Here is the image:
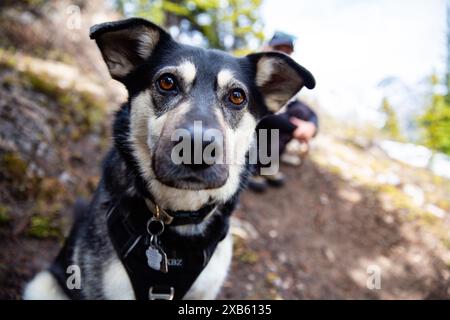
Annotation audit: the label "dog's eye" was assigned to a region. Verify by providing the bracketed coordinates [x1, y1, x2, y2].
[157, 74, 177, 91]
[228, 89, 246, 106]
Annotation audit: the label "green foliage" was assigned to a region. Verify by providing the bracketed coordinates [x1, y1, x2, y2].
[233, 236, 259, 264]
[113, 0, 265, 52]
[21, 69, 106, 138]
[0, 0, 48, 8]
[0, 49, 18, 70]
[419, 92, 450, 155]
[422, 7, 450, 156]
[0, 50, 107, 139]
[27, 215, 62, 239]
[381, 98, 402, 140]
[0, 206, 12, 225]
[0, 152, 28, 182]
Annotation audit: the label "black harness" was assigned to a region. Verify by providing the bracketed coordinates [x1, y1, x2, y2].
[105, 196, 228, 300]
[50, 195, 230, 300]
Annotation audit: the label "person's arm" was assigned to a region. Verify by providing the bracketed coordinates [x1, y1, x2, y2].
[256, 100, 319, 141]
[256, 112, 297, 134]
[289, 117, 317, 141]
[286, 100, 319, 130]
[286, 100, 319, 141]
[306, 111, 319, 131]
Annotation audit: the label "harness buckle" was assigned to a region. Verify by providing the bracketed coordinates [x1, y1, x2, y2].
[148, 286, 175, 300]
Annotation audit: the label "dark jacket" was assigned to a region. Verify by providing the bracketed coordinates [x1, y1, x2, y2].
[257, 99, 319, 135]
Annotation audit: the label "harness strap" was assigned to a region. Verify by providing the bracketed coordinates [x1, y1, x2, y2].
[143, 197, 217, 226]
[50, 230, 83, 300]
[106, 197, 228, 300]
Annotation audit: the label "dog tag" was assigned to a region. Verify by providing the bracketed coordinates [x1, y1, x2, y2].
[146, 243, 168, 273]
[145, 216, 168, 273]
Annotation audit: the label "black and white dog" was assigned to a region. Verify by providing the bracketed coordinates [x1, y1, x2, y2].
[24, 18, 315, 300]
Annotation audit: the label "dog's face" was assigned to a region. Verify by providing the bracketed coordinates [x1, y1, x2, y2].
[91, 18, 315, 210]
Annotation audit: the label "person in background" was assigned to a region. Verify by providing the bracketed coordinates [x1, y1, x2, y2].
[248, 31, 319, 192]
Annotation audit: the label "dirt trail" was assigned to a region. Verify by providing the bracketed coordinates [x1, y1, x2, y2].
[220, 161, 450, 299]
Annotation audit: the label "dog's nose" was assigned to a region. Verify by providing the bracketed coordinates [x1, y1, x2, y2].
[179, 124, 222, 171]
[155, 120, 228, 190]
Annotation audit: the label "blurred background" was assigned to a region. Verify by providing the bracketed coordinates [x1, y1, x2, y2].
[0, 0, 449, 299]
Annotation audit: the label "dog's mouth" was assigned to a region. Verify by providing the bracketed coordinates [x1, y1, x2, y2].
[155, 169, 229, 190]
[152, 155, 229, 190]
[159, 175, 227, 190]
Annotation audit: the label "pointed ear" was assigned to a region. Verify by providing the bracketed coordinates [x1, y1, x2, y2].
[246, 52, 315, 112]
[90, 18, 171, 82]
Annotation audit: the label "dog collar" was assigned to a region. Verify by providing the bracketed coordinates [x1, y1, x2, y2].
[143, 197, 218, 226]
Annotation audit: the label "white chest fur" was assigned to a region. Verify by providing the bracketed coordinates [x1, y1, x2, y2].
[184, 231, 233, 299]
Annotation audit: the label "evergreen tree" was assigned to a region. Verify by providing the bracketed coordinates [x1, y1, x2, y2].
[114, 0, 265, 53]
[381, 97, 402, 140]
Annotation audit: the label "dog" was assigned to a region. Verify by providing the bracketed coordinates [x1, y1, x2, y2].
[23, 18, 315, 300]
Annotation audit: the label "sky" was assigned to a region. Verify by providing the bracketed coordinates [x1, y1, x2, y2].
[261, 0, 447, 122]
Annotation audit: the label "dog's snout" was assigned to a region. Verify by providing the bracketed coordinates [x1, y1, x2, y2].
[154, 119, 228, 190]
[179, 124, 221, 170]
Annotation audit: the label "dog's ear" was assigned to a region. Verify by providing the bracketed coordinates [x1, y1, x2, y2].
[90, 18, 171, 82]
[246, 52, 315, 112]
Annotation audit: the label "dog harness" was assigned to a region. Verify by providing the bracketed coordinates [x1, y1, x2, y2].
[105, 196, 229, 300]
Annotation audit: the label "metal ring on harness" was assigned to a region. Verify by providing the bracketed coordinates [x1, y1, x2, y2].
[148, 286, 174, 300]
[146, 217, 165, 236]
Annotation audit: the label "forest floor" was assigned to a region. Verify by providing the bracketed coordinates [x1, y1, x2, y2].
[219, 132, 450, 299]
[221, 160, 450, 299]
